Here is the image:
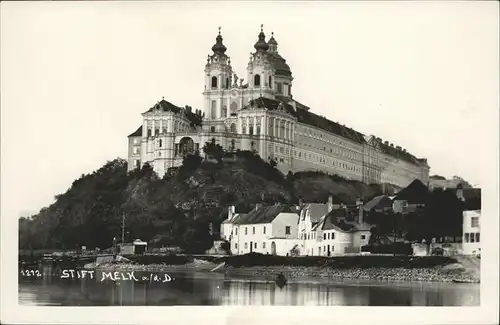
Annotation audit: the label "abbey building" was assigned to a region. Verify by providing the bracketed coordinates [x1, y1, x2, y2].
[127, 26, 430, 189]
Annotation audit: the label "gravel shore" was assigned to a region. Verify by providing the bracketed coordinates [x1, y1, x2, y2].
[85, 259, 479, 283]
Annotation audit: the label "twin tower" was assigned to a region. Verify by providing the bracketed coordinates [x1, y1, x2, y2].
[201, 25, 295, 131]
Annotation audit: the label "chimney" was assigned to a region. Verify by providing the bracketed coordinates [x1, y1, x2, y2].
[327, 195, 333, 212]
[384, 141, 389, 145]
[456, 184, 465, 202]
[396, 146, 401, 150]
[390, 143, 394, 147]
[227, 205, 235, 221]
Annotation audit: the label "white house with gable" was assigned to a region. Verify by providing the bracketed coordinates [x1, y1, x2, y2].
[225, 203, 300, 256]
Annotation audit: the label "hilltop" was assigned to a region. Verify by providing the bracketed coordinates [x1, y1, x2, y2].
[19, 150, 396, 252]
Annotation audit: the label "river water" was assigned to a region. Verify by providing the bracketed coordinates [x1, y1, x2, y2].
[18, 266, 479, 306]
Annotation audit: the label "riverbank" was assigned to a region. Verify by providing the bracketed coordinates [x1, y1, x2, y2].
[83, 254, 480, 283]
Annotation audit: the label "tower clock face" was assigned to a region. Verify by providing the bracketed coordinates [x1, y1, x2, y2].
[213, 57, 219, 63]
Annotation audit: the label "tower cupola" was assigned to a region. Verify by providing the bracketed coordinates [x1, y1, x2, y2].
[267, 32, 278, 52]
[211, 27, 227, 55]
[253, 24, 269, 52]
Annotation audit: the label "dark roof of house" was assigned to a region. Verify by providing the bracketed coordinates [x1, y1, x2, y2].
[143, 99, 203, 127]
[128, 126, 143, 137]
[363, 195, 393, 212]
[394, 179, 429, 204]
[242, 96, 366, 144]
[301, 203, 329, 224]
[313, 207, 371, 232]
[377, 140, 422, 166]
[231, 204, 297, 225]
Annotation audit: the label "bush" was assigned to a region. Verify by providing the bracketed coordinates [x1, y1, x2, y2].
[361, 242, 413, 256]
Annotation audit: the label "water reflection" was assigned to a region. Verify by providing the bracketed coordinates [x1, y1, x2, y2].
[18, 266, 479, 306]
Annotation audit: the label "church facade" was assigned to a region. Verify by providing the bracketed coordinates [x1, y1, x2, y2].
[127, 26, 430, 189]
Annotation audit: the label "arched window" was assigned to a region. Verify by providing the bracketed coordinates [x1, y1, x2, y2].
[210, 126, 216, 133]
[251, 141, 255, 150]
[211, 76, 218, 88]
[275, 124, 279, 137]
[254, 74, 261, 87]
[155, 128, 159, 136]
[280, 122, 285, 138]
[256, 125, 261, 135]
[159, 139, 162, 148]
[242, 125, 246, 134]
[231, 139, 235, 151]
[222, 105, 227, 118]
[163, 127, 167, 134]
[268, 123, 273, 136]
[230, 123, 237, 133]
[225, 77, 229, 89]
[147, 129, 152, 137]
[249, 126, 254, 135]
[174, 122, 178, 132]
[269, 76, 272, 89]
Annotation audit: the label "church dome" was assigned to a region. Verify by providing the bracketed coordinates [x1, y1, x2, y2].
[267, 52, 292, 77]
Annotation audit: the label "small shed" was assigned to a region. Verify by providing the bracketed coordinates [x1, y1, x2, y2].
[119, 239, 147, 256]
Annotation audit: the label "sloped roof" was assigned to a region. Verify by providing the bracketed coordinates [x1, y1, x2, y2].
[241, 96, 366, 144]
[231, 204, 297, 225]
[128, 125, 143, 137]
[394, 179, 429, 204]
[378, 141, 422, 166]
[363, 195, 393, 212]
[303, 203, 329, 223]
[314, 207, 370, 233]
[143, 99, 203, 126]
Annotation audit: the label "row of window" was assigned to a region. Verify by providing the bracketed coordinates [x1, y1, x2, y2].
[297, 137, 362, 161]
[235, 241, 267, 250]
[295, 150, 363, 174]
[464, 232, 480, 243]
[234, 226, 291, 235]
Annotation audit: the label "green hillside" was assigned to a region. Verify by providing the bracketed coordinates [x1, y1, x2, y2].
[19, 150, 395, 252]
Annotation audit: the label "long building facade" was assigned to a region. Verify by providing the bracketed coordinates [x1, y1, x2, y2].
[127, 26, 430, 188]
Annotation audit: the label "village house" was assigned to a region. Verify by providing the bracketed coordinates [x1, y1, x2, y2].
[462, 210, 480, 255]
[392, 179, 428, 214]
[458, 185, 481, 256]
[309, 200, 371, 256]
[223, 204, 300, 256]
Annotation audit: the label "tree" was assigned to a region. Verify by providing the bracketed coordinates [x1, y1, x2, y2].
[202, 139, 224, 163]
[269, 157, 278, 168]
[179, 152, 203, 175]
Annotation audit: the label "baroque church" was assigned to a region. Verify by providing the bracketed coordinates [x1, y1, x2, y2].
[127, 26, 430, 189]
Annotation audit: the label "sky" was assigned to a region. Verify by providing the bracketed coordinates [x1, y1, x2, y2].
[1, 1, 498, 219]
